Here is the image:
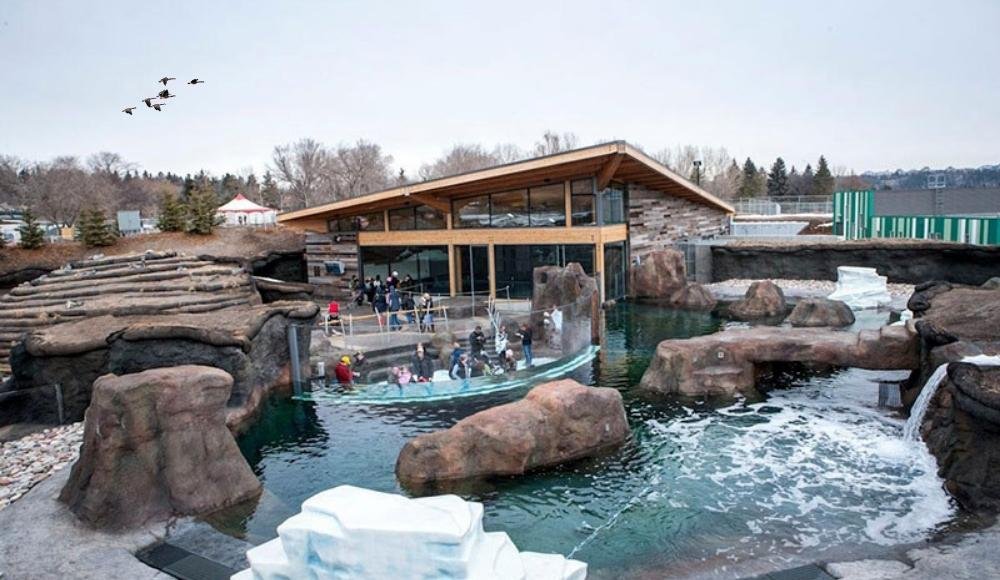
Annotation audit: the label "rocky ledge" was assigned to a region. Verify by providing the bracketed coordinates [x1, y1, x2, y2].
[2, 300, 317, 431]
[396, 379, 629, 486]
[639, 325, 919, 398]
[629, 249, 717, 311]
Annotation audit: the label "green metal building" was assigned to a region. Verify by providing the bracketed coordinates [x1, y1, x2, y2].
[834, 189, 1000, 245]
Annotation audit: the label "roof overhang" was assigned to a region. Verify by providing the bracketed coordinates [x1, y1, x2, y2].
[278, 141, 734, 224]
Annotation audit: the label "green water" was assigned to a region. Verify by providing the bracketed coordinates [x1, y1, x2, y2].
[234, 303, 953, 579]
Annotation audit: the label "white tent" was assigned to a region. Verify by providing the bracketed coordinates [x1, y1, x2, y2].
[217, 194, 278, 226]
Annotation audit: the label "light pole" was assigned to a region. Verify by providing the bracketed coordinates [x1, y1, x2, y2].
[693, 160, 703, 186]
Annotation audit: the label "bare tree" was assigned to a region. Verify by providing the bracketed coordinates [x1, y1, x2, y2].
[24, 156, 112, 226]
[418, 144, 499, 181]
[532, 131, 579, 156]
[87, 151, 136, 177]
[270, 138, 331, 210]
[491, 143, 526, 165]
[329, 140, 394, 199]
[654, 145, 733, 187]
[0, 155, 27, 207]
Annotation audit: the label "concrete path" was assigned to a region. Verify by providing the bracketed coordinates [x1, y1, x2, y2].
[0, 469, 169, 579]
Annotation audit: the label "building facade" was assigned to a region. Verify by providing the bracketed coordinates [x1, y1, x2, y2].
[834, 189, 1000, 245]
[279, 142, 734, 301]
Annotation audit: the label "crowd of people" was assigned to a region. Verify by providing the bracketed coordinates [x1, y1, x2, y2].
[340, 271, 436, 332]
[331, 321, 543, 389]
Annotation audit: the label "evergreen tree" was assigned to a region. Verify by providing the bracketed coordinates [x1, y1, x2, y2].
[738, 158, 764, 198]
[260, 171, 282, 210]
[767, 157, 790, 197]
[181, 176, 196, 201]
[17, 209, 46, 249]
[186, 184, 219, 235]
[814, 156, 835, 197]
[801, 164, 815, 196]
[78, 208, 117, 247]
[157, 193, 188, 232]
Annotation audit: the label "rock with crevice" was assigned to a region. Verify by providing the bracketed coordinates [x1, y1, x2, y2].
[727, 280, 787, 320]
[639, 325, 919, 398]
[396, 379, 629, 486]
[786, 297, 855, 327]
[630, 249, 687, 298]
[59, 366, 261, 529]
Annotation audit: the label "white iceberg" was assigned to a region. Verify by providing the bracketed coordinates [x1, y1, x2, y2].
[231, 485, 587, 580]
[827, 266, 892, 310]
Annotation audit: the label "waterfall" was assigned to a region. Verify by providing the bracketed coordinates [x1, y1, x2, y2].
[904, 355, 1000, 441]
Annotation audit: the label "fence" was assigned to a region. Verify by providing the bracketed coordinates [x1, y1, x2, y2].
[734, 197, 833, 216]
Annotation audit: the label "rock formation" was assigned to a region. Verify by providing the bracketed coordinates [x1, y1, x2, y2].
[59, 366, 261, 529]
[532, 263, 599, 354]
[0, 252, 318, 430]
[231, 485, 586, 580]
[639, 325, 919, 398]
[252, 276, 314, 302]
[786, 297, 855, 327]
[396, 379, 629, 485]
[2, 301, 317, 430]
[726, 280, 786, 320]
[827, 266, 892, 310]
[628, 249, 717, 311]
[922, 364, 1000, 511]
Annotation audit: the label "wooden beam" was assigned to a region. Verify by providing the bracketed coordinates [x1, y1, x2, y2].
[487, 243, 496, 298]
[409, 192, 451, 214]
[595, 153, 625, 190]
[563, 179, 572, 229]
[448, 245, 457, 296]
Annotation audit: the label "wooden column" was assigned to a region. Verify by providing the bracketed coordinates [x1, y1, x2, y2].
[487, 243, 496, 298]
[564, 179, 572, 229]
[448, 245, 457, 297]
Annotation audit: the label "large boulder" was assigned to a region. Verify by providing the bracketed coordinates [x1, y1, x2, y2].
[727, 281, 786, 320]
[786, 297, 855, 327]
[59, 366, 261, 529]
[231, 486, 586, 580]
[639, 325, 919, 398]
[910, 283, 1000, 346]
[630, 249, 687, 298]
[667, 283, 717, 311]
[532, 263, 599, 354]
[396, 379, 629, 485]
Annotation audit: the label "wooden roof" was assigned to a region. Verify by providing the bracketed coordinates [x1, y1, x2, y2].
[278, 141, 735, 223]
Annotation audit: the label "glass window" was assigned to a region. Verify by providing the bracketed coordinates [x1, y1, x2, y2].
[360, 245, 449, 294]
[453, 195, 490, 229]
[490, 189, 529, 228]
[388, 207, 416, 231]
[563, 244, 595, 273]
[600, 183, 626, 225]
[571, 195, 595, 226]
[415, 205, 445, 230]
[571, 178, 594, 195]
[529, 184, 566, 227]
[327, 217, 357, 233]
[357, 212, 385, 231]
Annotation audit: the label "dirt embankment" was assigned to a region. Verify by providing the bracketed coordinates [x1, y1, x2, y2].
[0, 228, 305, 290]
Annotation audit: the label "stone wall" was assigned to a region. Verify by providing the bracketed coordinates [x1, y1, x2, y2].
[628, 185, 730, 259]
[711, 243, 1000, 285]
[305, 233, 359, 300]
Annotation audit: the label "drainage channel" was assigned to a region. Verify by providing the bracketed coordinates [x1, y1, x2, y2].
[137, 542, 238, 580]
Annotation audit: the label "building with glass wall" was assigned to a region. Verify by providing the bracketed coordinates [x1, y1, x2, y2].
[280, 141, 734, 302]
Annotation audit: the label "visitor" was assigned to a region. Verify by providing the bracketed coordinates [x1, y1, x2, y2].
[354, 277, 365, 307]
[410, 345, 434, 382]
[495, 325, 509, 356]
[544, 305, 562, 350]
[352, 351, 367, 379]
[402, 274, 415, 291]
[334, 355, 355, 385]
[451, 353, 471, 381]
[391, 365, 413, 388]
[373, 285, 388, 327]
[469, 325, 486, 355]
[364, 278, 375, 304]
[401, 291, 416, 328]
[386, 271, 399, 291]
[388, 287, 402, 331]
[325, 299, 341, 335]
[421, 292, 435, 332]
[448, 342, 465, 378]
[501, 348, 518, 373]
[517, 323, 533, 368]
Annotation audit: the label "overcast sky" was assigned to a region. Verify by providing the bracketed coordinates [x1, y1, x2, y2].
[1, 0, 998, 177]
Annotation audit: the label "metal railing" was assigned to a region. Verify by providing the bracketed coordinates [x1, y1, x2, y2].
[734, 197, 833, 216]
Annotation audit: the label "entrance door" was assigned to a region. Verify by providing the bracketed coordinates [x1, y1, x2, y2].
[603, 242, 626, 301]
[456, 245, 489, 298]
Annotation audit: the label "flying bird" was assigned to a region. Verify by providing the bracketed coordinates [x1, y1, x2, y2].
[159, 77, 175, 86]
[142, 97, 157, 108]
[152, 102, 166, 111]
[122, 107, 136, 115]
[188, 78, 204, 85]
[157, 89, 175, 99]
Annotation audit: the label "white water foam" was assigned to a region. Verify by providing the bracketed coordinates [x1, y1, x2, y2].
[646, 369, 955, 553]
[903, 355, 1000, 441]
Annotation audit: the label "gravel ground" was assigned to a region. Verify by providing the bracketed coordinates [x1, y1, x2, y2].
[0, 422, 83, 512]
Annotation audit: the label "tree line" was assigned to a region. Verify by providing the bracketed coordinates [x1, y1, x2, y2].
[1, 131, 868, 238]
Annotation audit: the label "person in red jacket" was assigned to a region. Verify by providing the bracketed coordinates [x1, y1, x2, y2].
[334, 355, 355, 385]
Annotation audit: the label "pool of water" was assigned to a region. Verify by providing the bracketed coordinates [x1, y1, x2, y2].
[232, 303, 953, 579]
